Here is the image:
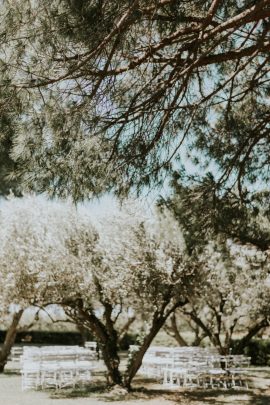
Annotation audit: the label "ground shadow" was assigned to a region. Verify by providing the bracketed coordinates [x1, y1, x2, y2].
[48, 371, 270, 404]
[247, 390, 270, 405]
[50, 384, 270, 404]
[164, 387, 270, 405]
[50, 379, 108, 399]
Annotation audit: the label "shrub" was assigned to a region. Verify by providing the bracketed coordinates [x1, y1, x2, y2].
[119, 333, 138, 351]
[232, 339, 270, 366]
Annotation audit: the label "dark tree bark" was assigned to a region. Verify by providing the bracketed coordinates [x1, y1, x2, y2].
[165, 313, 188, 346]
[100, 332, 123, 386]
[124, 315, 165, 389]
[124, 299, 188, 388]
[76, 307, 123, 386]
[0, 310, 24, 373]
[118, 316, 136, 347]
[76, 323, 89, 346]
[234, 318, 270, 354]
[64, 290, 188, 390]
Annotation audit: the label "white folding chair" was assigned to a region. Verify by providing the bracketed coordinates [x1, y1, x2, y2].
[76, 360, 93, 386]
[21, 362, 40, 391]
[58, 361, 77, 389]
[40, 361, 59, 389]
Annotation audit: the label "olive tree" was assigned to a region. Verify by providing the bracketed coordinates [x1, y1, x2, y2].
[0, 196, 195, 387]
[41, 206, 195, 388]
[170, 239, 270, 354]
[0, 196, 74, 371]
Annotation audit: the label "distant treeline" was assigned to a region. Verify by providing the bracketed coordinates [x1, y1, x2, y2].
[0, 330, 137, 349]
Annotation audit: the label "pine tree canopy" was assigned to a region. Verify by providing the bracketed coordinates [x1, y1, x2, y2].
[0, 85, 22, 196]
[0, 0, 269, 199]
[159, 173, 270, 252]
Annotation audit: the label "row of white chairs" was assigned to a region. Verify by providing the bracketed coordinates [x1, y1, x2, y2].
[162, 355, 251, 389]
[11, 344, 93, 362]
[10, 346, 24, 362]
[163, 365, 248, 389]
[21, 346, 96, 390]
[137, 346, 251, 389]
[21, 360, 93, 390]
[22, 345, 98, 359]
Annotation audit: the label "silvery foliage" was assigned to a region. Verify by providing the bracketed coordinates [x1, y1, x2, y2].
[0, 196, 191, 330]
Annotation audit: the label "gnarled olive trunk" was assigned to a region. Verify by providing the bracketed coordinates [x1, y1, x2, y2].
[73, 305, 123, 386]
[234, 318, 270, 354]
[67, 296, 187, 390]
[166, 313, 188, 346]
[124, 316, 165, 389]
[0, 310, 24, 372]
[100, 333, 123, 386]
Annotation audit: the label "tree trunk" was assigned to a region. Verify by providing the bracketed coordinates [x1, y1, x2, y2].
[0, 310, 24, 372]
[186, 311, 226, 353]
[168, 313, 188, 346]
[124, 299, 188, 389]
[118, 316, 136, 346]
[124, 316, 165, 389]
[100, 333, 123, 386]
[76, 323, 89, 346]
[192, 331, 206, 347]
[234, 318, 269, 354]
[68, 298, 187, 389]
[67, 304, 124, 387]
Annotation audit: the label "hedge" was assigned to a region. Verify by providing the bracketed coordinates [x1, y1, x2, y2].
[0, 330, 87, 345]
[0, 330, 137, 349]
[232, 339, 270, 366]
